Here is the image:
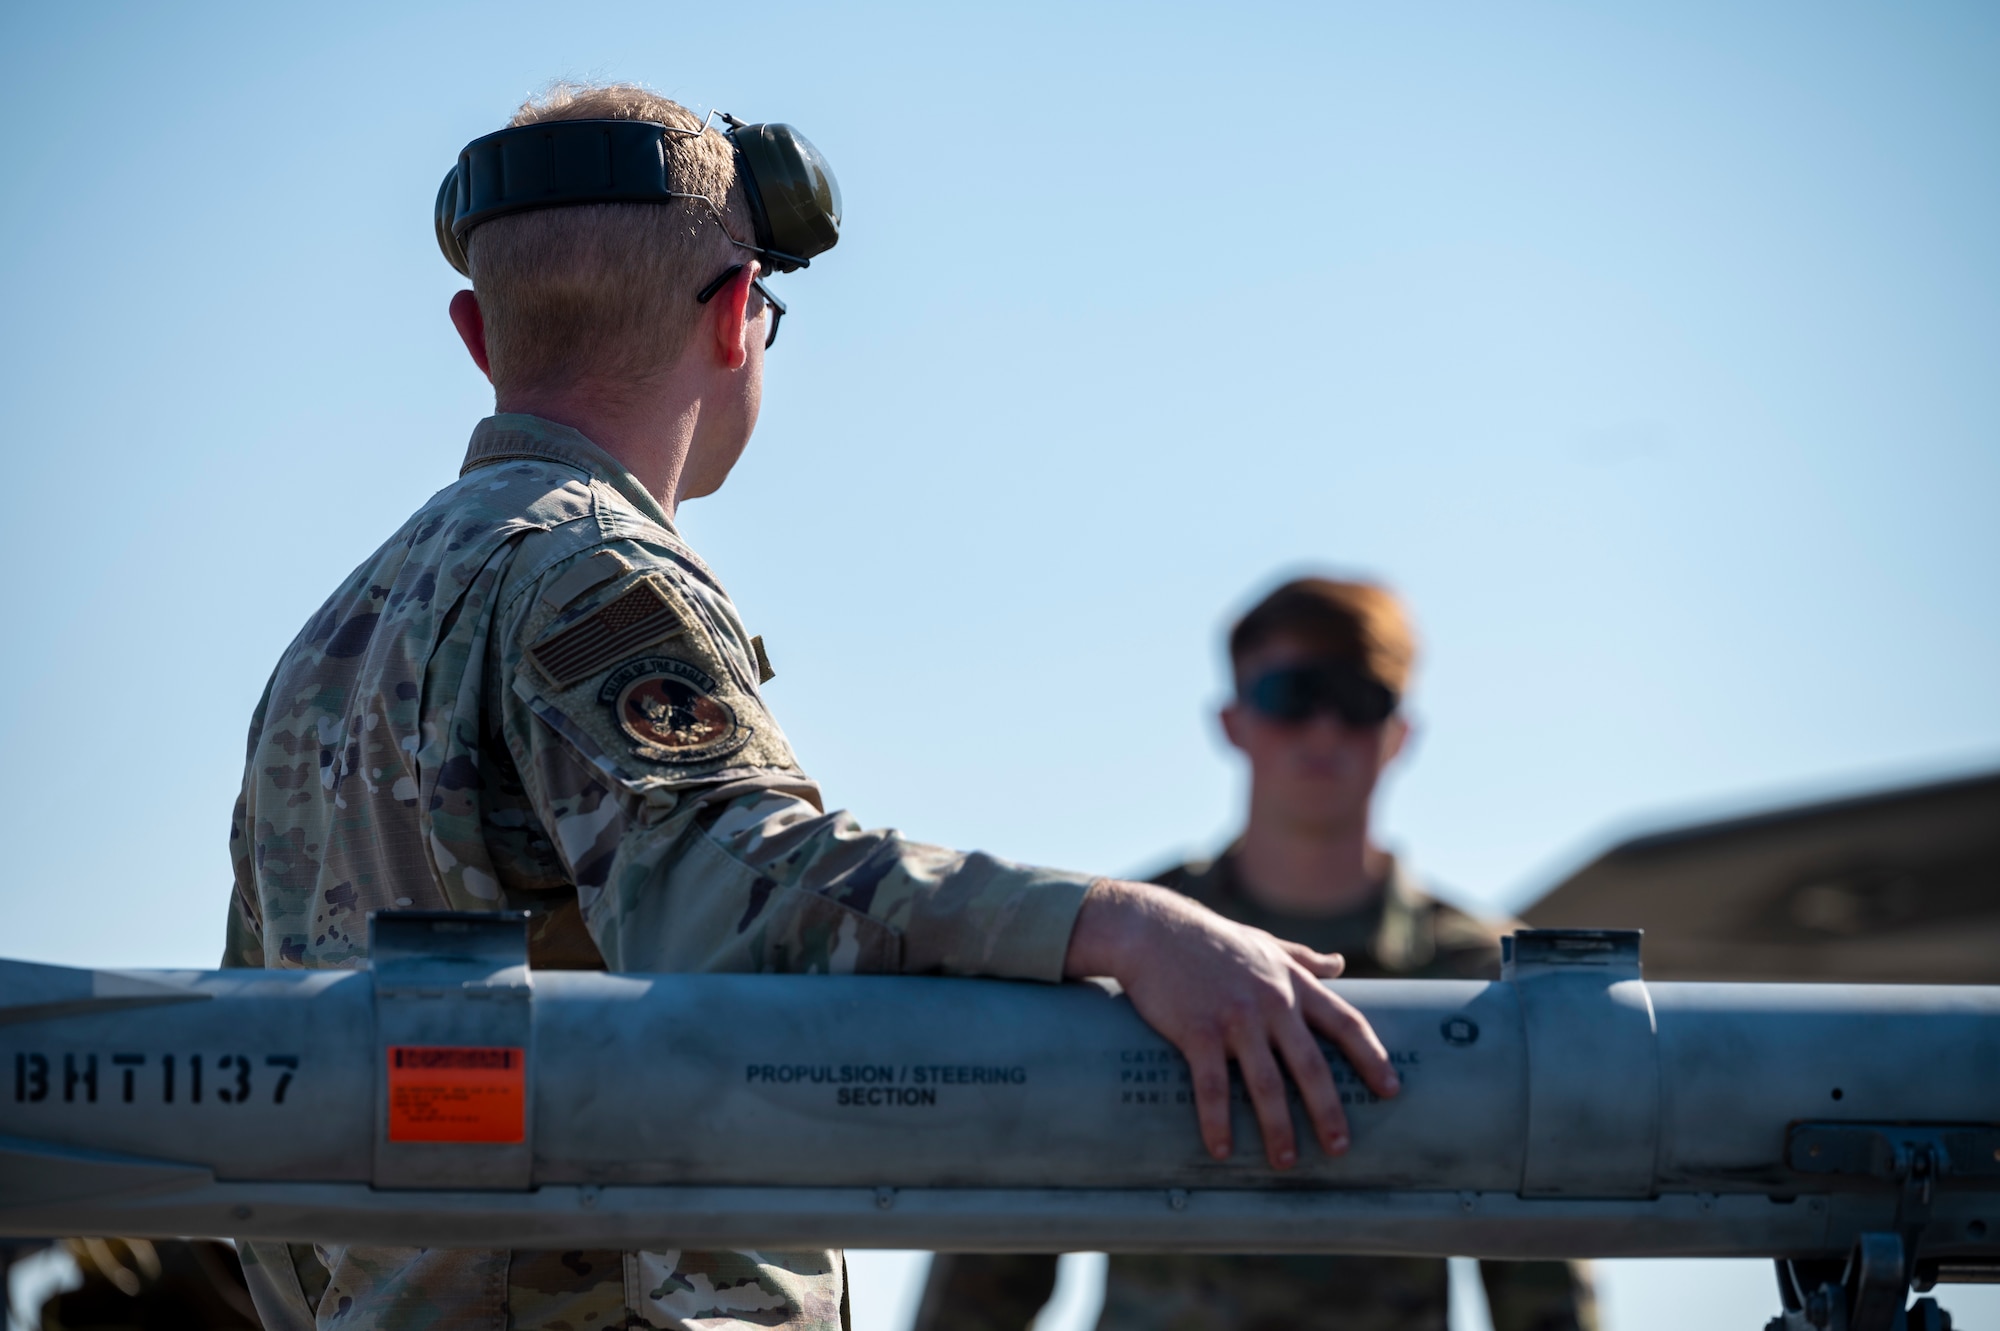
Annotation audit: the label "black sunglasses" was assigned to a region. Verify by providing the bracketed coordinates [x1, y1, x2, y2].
[696, 264, 787, 349]
[1241, 662, 1399, 728]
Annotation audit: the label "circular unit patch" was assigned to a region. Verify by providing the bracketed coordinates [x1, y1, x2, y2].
[599, 656, 751, 765]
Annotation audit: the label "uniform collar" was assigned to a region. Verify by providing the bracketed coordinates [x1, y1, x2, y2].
[461, 413, 679, 533]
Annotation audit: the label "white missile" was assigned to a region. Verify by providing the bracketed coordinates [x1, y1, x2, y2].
[2, 914, 1995, 1325]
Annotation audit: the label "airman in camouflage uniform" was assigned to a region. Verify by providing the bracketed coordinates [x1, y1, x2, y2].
[226, 412, 1097, 1329]
[915, 580, 1595, 1331]
[224, 85, 1401, 1331]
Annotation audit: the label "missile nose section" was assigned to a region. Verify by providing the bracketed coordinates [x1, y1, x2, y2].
[1, 958, 221, 1213]
[0, 956, 212, 1026]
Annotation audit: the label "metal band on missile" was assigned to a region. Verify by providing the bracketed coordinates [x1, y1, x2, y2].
[2, 915, 1996, 1268]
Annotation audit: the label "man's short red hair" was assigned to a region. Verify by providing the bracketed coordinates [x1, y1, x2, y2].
[1228, 577, 1418, 696]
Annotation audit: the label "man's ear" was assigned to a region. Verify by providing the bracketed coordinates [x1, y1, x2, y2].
[707, 265, 756, 370]
[1219, 701, 1250, 753]
[1378, 715, 1413, 772]
[448, 290, 492, 381]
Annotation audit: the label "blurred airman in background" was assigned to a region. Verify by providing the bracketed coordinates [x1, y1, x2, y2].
[916, 577, 1597, 1331]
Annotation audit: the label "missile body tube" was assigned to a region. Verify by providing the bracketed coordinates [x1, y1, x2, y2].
[1, 918, 1996, 1263]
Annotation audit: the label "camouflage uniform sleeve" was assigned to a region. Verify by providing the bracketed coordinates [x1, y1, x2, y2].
[222, 677, 275, 970]
[494, 542, 1094, 978]
[223, 865, 265, 970]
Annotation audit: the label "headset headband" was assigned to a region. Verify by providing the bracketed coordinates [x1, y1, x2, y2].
[434, 114, 840, 276]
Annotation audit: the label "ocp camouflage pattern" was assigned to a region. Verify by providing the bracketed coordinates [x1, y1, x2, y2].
[225, 413, 1094, 1330]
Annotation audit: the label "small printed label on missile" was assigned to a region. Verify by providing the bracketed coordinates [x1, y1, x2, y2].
[1112, 1045, 1419, 1111]
[387, 1046, 525, 1143]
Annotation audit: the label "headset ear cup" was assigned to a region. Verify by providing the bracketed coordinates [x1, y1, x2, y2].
[435, 168, 470, 277]
[730, 124, 841, 272]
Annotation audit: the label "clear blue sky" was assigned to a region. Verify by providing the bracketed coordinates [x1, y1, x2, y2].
[2, 3, 1995, 1328]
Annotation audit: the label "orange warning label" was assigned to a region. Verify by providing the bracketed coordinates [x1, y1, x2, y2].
[386, 1046, 525, 1143]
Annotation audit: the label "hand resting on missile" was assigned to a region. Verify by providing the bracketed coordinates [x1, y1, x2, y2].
[1062, 878, 1402, 1171]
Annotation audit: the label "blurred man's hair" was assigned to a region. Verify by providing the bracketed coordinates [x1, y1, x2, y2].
[466, 82, 747, 399]
[1228, 577, 1418, 695]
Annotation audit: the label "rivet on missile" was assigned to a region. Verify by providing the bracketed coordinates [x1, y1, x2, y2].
[1459, 1193, 1476, 1212]
[580, 1186, 601, 1210]
[1440, 1017, 1479, 1047]
[874, 1188, 895, 1211]
[1167, 1189, 1188, 1211]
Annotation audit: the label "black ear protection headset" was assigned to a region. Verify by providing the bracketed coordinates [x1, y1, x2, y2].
[435, 110, 840, 276]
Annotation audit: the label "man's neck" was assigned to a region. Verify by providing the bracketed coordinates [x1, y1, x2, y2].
[1232, 812, 1390, 917]
[498, 380, 701, 513]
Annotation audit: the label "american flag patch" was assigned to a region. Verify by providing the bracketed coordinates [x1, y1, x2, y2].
[528, 581, 687, 688]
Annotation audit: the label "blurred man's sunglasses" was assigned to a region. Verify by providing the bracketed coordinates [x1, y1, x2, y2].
[1241, 662, 1399, 728]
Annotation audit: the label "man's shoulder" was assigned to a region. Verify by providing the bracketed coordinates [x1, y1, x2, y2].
[1388, 864, 1512, 979]
[421, 457, 601, 542]
[497, 528, 796, 789]
[1424, 893, 1510, 952]
[1145, 855, 1212, 889]
[475, 463, 735, 613]
[1145, 853, 1235, 909]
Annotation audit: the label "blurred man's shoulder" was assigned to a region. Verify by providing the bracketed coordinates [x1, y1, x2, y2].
[1388, 861, 1515, 980]
[1424, 890, 1512, 950]
[1145, 852, 1234, 909]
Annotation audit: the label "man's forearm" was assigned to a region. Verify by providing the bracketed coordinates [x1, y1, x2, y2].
[572, 777, 1094, 979]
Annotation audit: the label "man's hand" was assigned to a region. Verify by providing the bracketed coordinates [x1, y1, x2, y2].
[1063, 879, 1400, 1169]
